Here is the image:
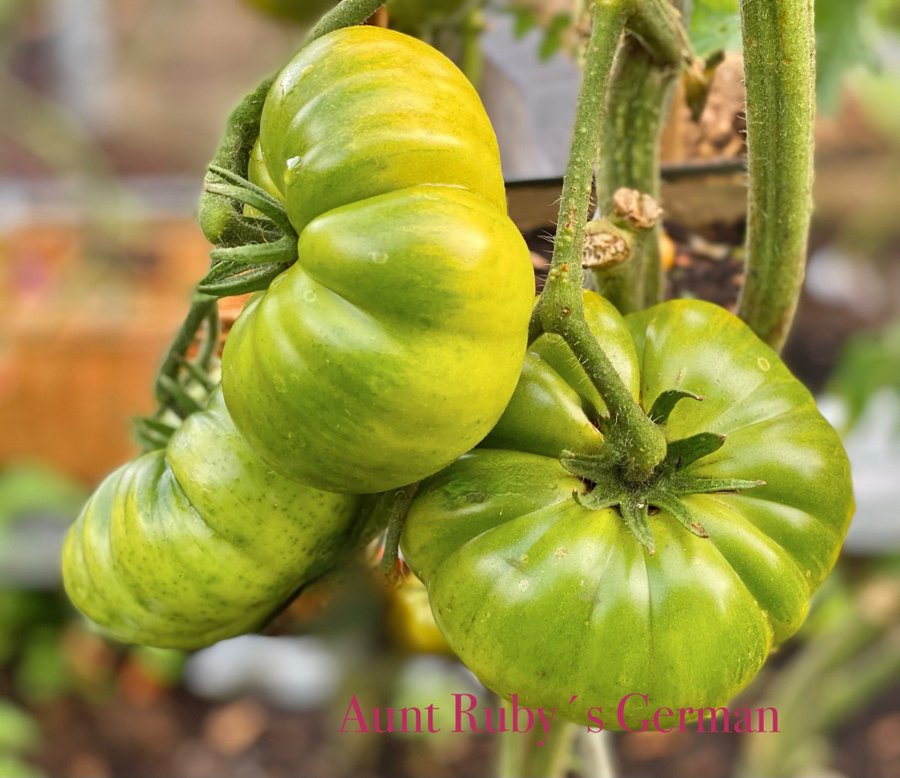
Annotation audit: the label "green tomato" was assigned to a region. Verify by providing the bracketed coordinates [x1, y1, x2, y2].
[386, 571, 453, 655]
[62, 389, 364, 650]
[223, 27, 534, 494]
[248, 138, 280, 201]
[245, 138, 281, 218]
[241, 0, 337, 24]
[402, 294, 854, 729]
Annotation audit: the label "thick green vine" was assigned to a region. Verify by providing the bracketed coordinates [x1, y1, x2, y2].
[592, 0, 693, 312]
[737, 0, 816, 351]
[532, 0, 677, 484]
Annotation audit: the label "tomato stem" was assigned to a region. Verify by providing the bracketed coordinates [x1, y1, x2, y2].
[198, 78, 274, 250]
[306, 0, 386, 43]
[496, 708, 577, 778]
[535, 0, 666, 483]
[153, 294, 217, 412]
[736, 0, 816, 352]
[134, 294, 219, 451]
[377, 483, 420, 583]
[592, 0, 693, 312]
[459, 8, 485, 88]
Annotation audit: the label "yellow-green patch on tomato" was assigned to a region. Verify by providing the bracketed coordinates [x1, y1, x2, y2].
[258, 26, 506, 233]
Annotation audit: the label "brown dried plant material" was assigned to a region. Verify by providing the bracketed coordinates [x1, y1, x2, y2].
[582, 220, 633, 269]
[612, 188, 663, 230]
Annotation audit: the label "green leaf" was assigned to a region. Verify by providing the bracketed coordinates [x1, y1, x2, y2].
[539, 12, 571, 60]
[509, 6, 537, 39]
[689, 0, 741, 61]
[690, 1, 878, 113]
[816, 0, 878, 113]
[828, 318, 900, 430]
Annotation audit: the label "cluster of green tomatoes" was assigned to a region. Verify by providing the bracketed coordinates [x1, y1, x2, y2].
[63, 26, 854, 729]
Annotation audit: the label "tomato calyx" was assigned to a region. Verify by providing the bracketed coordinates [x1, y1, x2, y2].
[646, 388, 704, 424]
[562, 389, 764, 554]
[197, 165, 298, 297]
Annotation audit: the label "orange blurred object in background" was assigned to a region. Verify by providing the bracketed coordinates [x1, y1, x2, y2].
[0, 219, 210, 484]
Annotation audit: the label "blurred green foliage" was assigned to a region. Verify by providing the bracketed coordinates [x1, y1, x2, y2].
[816, 0, 879, 112]
[0, 700, 40, 755]
[828, 319, 900, 431]
[0, 755, 44, 778]
[873, 0, 900, 30]
[690, 0, 742, 61]
[0, 698, 44, 778]
[0, 465, 86, 536]
[736, 556, 900, 777]
[680, 0, 891, 113]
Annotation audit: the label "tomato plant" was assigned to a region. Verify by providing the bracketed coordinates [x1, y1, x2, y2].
[221, 26, 534, 494]
[401, 293, 854, 728]
[59, 0, 852, 774]
[62, 390, 369, 650]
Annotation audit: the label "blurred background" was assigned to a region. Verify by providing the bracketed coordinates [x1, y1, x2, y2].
[2, 1, 900, 776]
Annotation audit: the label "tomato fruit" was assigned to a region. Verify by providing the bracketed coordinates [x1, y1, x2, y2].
[223, 27, 534, 494]
[401, 293, 854, 728]
[62, 389, 367, 650]
[386, 569, 454, 655]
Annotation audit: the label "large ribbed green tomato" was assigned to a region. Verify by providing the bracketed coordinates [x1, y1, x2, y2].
[223, 27, 534, 494]
[402, 294, 854, 729]
[62, 390, 365, 650]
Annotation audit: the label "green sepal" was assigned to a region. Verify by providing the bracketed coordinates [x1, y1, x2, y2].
[663, 432, 726, 471]
[198, 77, 274, 248]
[649, 493, 709, 539]
[668, 476, 766, 496]
[560, 448, 619, 481]
[619, 498, 656, 555]
[197, 259, 294, 297]
[205, 165, 295, 238]
[208, 235, 297, 266]
[648, 388, 703, 425]
[572, 488, 621, 512]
